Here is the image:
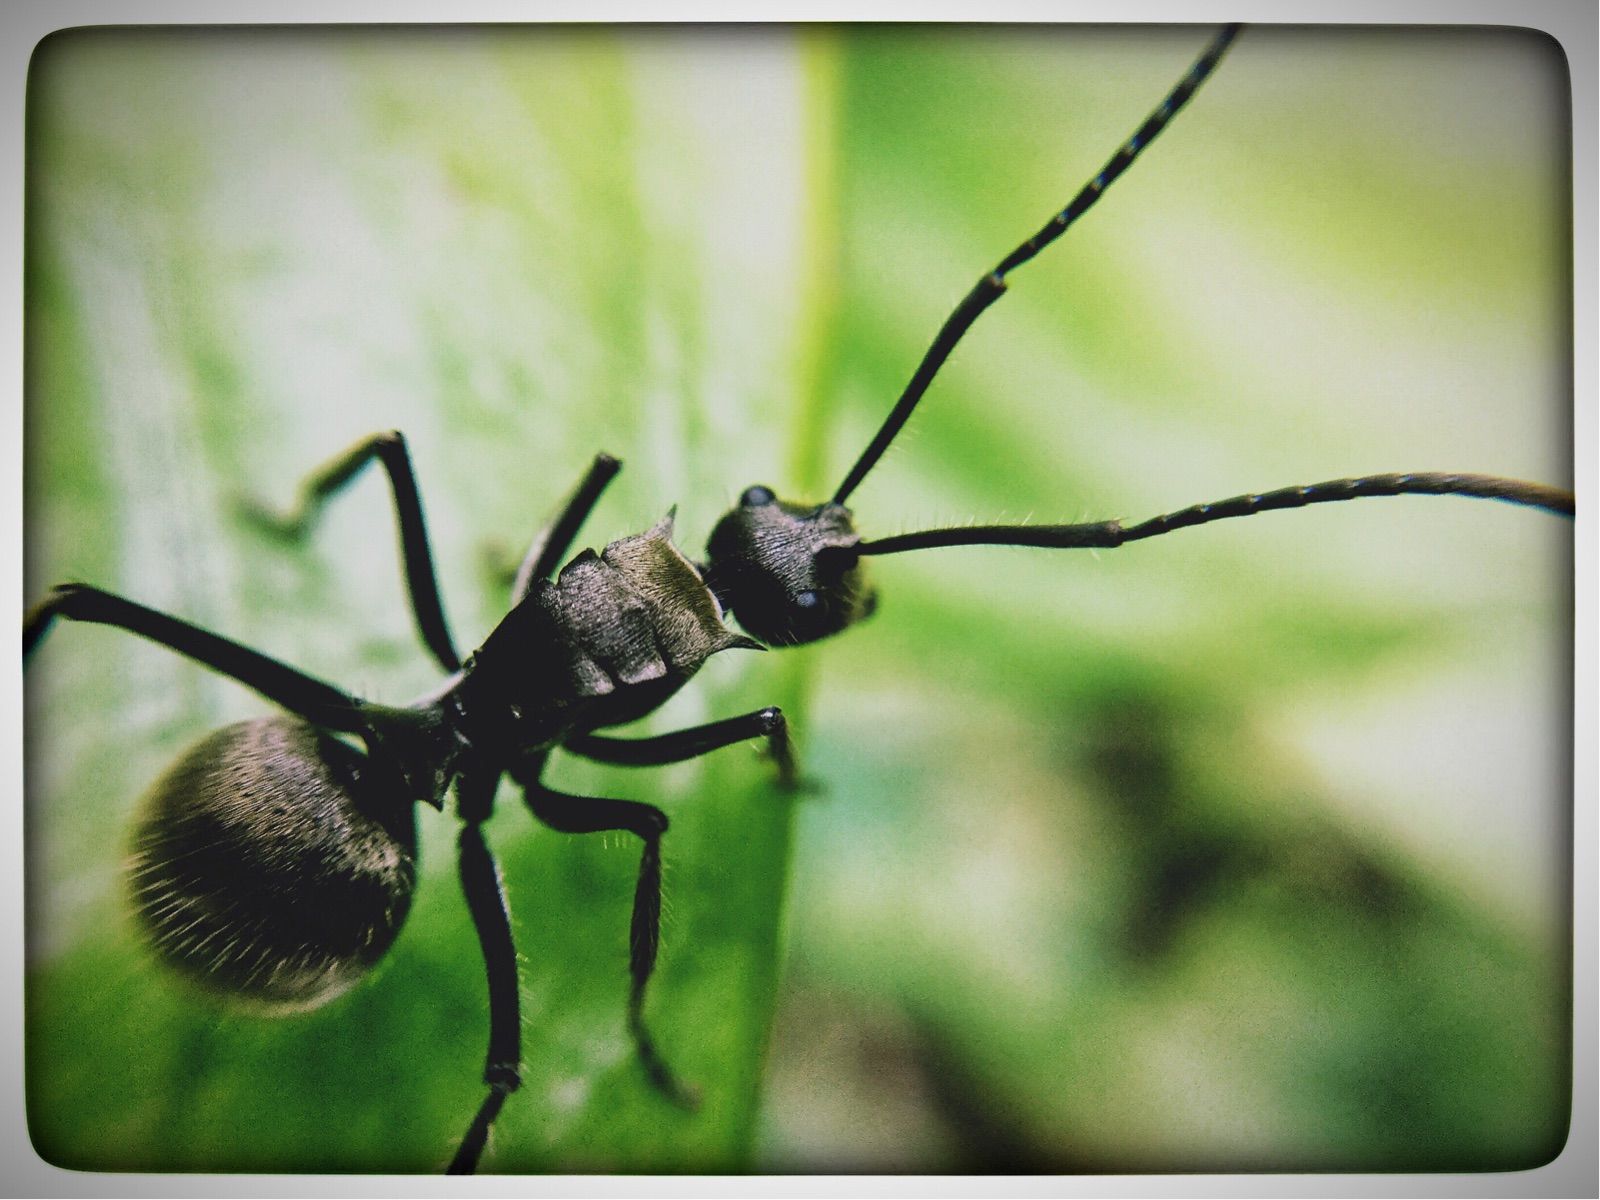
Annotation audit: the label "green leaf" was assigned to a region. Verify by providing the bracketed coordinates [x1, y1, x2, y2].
[26, 24, 1571, 1177]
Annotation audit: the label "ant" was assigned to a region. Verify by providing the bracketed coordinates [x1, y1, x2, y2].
[22, 23, 1574, 1174]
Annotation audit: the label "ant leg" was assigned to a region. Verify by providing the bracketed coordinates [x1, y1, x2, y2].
[513, 763, 694, 1108]
[23, 583, 364, 731]
[238, 430, 461, 672]
[506, 453, 622, 604]
[448, 814, 522, 1175]
[566, 706, 802, 791]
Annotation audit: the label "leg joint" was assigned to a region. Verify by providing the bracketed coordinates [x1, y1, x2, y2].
[484, 1061, 522, 1093]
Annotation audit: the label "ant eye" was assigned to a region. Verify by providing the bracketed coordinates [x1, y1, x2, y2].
[794, 590, 819, 610]
[741, 485, 775, 507]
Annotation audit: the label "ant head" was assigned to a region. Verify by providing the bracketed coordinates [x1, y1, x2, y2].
[703, 485, 878, 646]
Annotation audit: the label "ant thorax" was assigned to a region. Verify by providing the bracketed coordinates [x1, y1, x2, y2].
[451, 512, 757, 757]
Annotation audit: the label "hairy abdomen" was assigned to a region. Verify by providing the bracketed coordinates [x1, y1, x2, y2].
[126, 716, 418, 1012]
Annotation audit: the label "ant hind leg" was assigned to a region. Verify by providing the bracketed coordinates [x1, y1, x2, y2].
[448, 806, 522, 1175]
[24, 583, 364, 730]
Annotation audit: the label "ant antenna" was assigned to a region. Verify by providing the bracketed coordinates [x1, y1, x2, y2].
[857, 473, 1575, 559]
[831, 23, 1243, 507]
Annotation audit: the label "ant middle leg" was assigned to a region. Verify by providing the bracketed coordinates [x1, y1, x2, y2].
[566, 706, 801, 791]
[237, 429, 461, 672]
[514, 763, 695, 1108]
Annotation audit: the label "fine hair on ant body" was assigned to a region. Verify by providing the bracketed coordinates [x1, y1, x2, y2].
[22, 22, 1574, 1175]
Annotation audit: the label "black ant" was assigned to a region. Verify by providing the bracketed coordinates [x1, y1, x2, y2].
[22, 23, 1574, 1174]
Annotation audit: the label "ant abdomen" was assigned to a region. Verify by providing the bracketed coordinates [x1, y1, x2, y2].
[126, 716, 419, 1013]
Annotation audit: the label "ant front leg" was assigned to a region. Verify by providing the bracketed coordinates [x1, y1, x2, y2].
[566, 706, 803, 792]
[448, 769, 522, 1175]
[504, 452, 622, 605]
[513, 758, 695, 1109]
[237, 429, 462, 672]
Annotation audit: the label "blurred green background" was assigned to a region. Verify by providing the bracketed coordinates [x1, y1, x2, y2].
[23, 24, 1572, 1175]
